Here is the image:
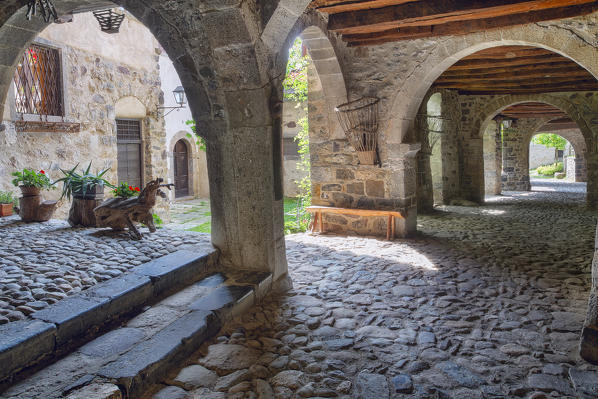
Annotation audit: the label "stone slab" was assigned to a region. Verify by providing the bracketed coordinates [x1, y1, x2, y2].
[0, 320, 56, 381]
[99, 310, 217, 398]
[83, 272, 152, 317]
[188, 285, 253, 315]
[32, 296, 109, 346]
[79, 328, 145, 358]
[133, 250, 214, 296]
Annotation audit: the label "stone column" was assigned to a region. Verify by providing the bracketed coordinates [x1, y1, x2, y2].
[460, 137, 485, 203]
[501, 122, 531, 192]
[581, 223, 598, 364]
[483, 122, 502, 195]
[586, 152, 598, 210]
[389, 144, 421, 237]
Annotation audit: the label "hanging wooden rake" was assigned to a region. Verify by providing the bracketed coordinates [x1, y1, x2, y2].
[335, 97, 380, 165]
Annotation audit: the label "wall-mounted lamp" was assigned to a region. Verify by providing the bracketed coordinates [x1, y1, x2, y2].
[157, 86, 187, 117]
[501, 118, 513, 129]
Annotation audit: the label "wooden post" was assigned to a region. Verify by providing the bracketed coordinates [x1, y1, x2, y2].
[319, 211, 323, 233]
[386, 214, 392, 240]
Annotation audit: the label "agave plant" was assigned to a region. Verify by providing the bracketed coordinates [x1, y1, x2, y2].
[54, 162, 115, 200]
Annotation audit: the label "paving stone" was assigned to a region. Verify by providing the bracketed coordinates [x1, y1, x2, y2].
[64, 383, 122, 399]
[214, 369, 250, 391]
[527, 373, 575, 396]
[354, 372, 389, 399]
[152, 386, 188, 399]
[392, 374, 414, 393]
[198, 344, 261, 375]
[189, 285, 253, 314]
[436, 361, 485, 388]
[569, 368, 598, 398]
[172, 364, 218, 390]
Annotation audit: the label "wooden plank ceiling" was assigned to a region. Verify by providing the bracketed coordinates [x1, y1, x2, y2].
[311, 0, 598, 46]
[433, 45, 598, 95]
[496, 103, 574, 125]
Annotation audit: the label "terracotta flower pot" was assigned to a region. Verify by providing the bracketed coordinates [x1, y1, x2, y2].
[0, 203, 12, 217]
[19, 186, 41, 197]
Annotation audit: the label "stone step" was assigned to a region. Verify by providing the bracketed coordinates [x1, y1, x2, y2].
[0, 248, 219, 389]
[1, 268, 272, 399]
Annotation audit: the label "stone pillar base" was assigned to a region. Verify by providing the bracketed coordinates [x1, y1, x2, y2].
[396, 205, 417, 238]
[580, 325, 598, 364]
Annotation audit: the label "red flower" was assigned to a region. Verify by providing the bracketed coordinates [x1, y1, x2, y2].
[135, 187, 140, 192]
[129, 186, 133, 190]
[39, 170, 45, 174]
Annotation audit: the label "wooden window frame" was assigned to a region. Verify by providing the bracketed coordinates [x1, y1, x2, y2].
[116, 118, 145, 189]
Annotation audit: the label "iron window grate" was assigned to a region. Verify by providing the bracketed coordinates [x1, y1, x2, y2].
[116, 119, 141, 142]
[14, 44, 63, 116]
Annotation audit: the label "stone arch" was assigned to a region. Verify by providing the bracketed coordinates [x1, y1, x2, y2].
[477, 95, 593, 148]
[0, 0, 303, 287]
[0, 1, 214, 124]
[168, 131, 197, 199]
[476, 98, 591, 195]
[114, 96, 147, 119]
[387, 28, 598, 144]
[300, 25, 348, 140]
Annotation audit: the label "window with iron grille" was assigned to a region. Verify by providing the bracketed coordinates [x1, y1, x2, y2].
[116, 119, 142, 189]
[13, 44, 63, 117]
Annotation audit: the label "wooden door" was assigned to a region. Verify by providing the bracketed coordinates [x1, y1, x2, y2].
[116, 119, 142, 189]
[174, 139, 189, 198]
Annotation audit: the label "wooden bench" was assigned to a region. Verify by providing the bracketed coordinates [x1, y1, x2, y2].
[306, 206, 404, 240]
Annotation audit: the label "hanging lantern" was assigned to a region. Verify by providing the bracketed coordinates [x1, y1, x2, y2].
[92, 9, 125, 34]
[26, 0, 58, 23]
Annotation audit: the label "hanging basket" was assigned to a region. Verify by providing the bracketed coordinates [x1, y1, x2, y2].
[92, 9, 125, 34]
[335, 97, 380, 165]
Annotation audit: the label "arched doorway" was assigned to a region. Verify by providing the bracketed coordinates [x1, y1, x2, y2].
[173, 139, 190, 198]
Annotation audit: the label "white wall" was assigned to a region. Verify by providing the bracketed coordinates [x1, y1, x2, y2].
[158, 52, 209, 199]
[529, 143, 557, 169]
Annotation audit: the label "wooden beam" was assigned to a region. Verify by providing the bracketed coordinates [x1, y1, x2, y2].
[435, 70, 592, 83]
[314, 0, 418, 14]
[457, 87, 598, 94]
[329, 0, 597, 34]
[344, 3, 598, 45]
[440, 64, 586, 79]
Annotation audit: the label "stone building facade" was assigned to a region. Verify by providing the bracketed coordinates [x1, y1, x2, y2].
[0, 11, 167, 219]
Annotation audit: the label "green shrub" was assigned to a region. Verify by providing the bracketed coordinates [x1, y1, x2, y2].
[536, 162, 563, 176]
[0, 191, 17, 206]
[556, 173, 566, 179]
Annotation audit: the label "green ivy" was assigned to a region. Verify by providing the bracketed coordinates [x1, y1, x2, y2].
[185, 120, 207, 152]
[283, 38, 310, 103]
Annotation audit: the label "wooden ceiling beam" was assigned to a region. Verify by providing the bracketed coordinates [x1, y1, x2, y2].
[329, 0, 597, 34]
[343, 3, 598, 45]
[457, 87, 598, 94]
[434, 74, 594, 85]
[313, 0, 417, 14]
[439, 64, 585, 78]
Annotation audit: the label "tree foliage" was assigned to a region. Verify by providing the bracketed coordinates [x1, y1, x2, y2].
[532, 133, 567, 150]
[283, 38, 310, 102]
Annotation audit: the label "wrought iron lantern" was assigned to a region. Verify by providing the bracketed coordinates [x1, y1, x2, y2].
[157, 86, 187, 117]
[173, 86, 187, 107]
[92, 8, 125, 34]
[26, 0, 58, 23]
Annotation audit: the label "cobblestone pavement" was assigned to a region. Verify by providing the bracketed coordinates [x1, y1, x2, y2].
[166, 198, 211, 231]
[0, 216, 210, 324]
[152, 182, 598, 398]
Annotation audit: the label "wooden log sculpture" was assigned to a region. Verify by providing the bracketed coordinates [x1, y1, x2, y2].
[18, 187, 58, 223]
[93, 178, 173, 240]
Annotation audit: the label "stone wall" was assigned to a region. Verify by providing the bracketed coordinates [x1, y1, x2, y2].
[0, 13, 168, 220]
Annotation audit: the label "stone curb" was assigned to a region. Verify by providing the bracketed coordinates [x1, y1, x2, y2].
[0, 248, 219, 386]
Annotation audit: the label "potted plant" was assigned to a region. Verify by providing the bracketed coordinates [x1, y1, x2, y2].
[54, 163, 115, 227]
[0, 191, 17, 217]
[54, 162, 114, 201]
[112, 182, 141, 199]
[11, 169, 54, 196]
[10, 168, 57, 222]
